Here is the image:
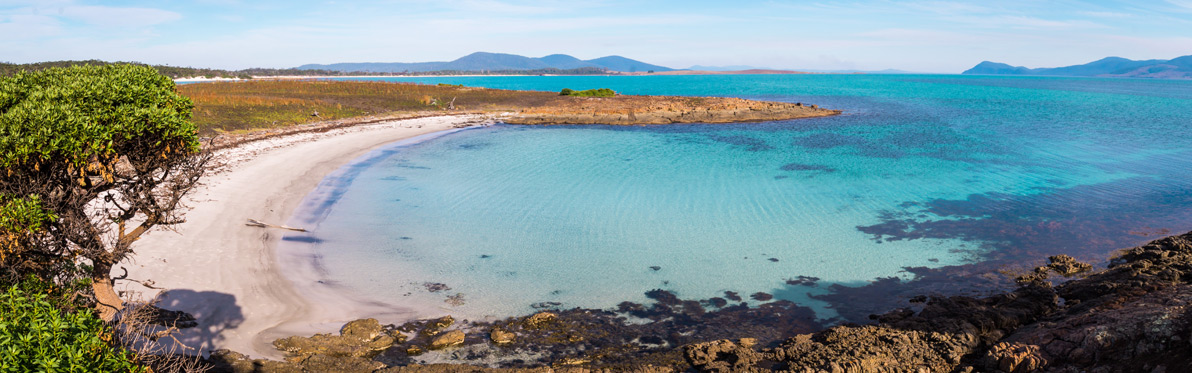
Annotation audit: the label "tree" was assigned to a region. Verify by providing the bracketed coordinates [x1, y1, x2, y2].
[0, 64, 208, 321]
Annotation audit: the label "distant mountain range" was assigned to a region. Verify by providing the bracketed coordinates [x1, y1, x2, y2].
[963, 55, 1192, 79]
[298, 52, 675, 73]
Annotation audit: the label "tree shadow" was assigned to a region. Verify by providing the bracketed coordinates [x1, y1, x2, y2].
[155, 289, 245, 355]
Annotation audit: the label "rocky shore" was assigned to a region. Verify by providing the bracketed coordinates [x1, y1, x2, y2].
[202, 231, 1192, 372]
[504, 95, 841, 125]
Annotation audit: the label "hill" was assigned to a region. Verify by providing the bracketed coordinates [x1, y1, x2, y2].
[962, 55, 1192, 79]
[0, 60, 349, 78]
[297, 52, 675, 73]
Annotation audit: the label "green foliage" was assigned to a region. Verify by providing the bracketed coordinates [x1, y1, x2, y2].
[436, 83, 464, 87]
[0, 194, 55, 237]
[0, 280, 142, 372]
[0, 195, 57, 266]
[559, 88, 616, 97]
[0, 64, 199, 171]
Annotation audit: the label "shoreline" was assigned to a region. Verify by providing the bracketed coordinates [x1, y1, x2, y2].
[123, 114, 490, 359]
[171, 70, 850, 83]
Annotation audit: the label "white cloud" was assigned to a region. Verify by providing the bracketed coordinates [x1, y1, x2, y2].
[1167, 0, 1192, 11]
[0, 14, 62, 39]
[57, 5, 181, 27]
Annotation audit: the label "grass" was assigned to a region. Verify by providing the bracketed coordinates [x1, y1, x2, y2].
[178, 79, 560, 135]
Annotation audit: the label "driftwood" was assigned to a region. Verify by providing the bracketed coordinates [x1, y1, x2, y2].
[246, 219, 307, 232]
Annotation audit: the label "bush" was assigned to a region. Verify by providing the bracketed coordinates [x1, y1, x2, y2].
[0, 280, 142, 372]
[0, 64, 208, 320]
[559, 88, 615, 97]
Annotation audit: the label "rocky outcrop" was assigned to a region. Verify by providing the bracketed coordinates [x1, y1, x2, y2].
[205, 232, 1192, 372]
[505, 96, 840, 125]
[271, 318, 400, 362]
[684, 231, 1192, 372]
[428, 330, 465, 350]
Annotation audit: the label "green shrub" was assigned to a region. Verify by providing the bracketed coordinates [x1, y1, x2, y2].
[1, 64, 207, 320]
[559, 88, 615, 97]
[0, 194, 60, 281]
[0, 280, 142, 372]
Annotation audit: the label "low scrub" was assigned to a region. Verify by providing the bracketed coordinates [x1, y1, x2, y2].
[0, 279, 142, 372]
[559, 88, 616, 97]
[178, 80, 559, 135]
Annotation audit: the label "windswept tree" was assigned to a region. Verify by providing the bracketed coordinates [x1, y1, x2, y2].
[0, 64, 208, 321]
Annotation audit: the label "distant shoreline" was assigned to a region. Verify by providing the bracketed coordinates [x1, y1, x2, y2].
[172, 69, 849, 83]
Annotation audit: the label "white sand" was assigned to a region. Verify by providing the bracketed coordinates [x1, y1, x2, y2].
[122, 115, 489, 359]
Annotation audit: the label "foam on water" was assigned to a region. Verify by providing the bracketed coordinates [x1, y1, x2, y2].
[283, 74, 1192, 321]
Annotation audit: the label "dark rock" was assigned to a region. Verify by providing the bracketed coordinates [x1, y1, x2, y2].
[724, 291, 742, 302]
[785, 275, 821, 287]
[646, 289, 682, 305]
[687, 231, 1192, 372]
[706, 297, 728, 308]
[750, 292, 773, 301]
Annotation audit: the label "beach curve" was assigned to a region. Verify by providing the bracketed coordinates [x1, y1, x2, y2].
[122, 114, 489, 359]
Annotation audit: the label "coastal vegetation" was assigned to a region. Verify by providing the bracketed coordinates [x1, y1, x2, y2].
[0, 278, 142, 372]
[0, 60, 348, 79]
[0, 64, 209, 373]
[559, 87, 617, 97]
[178, 80, 559, 134]
[0, 60, 616, 79]
[180, 80, 840, 135]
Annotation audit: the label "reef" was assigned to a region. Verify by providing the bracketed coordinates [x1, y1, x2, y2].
[504, 96, 840, 125]
[685, 232, 1192, 372]
[205, 232, 1192, 372]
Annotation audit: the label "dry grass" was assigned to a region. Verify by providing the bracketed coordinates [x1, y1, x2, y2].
[178, 80, 558, 135]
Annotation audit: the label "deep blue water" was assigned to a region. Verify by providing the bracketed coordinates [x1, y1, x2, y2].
[283, 74, 1192, 321]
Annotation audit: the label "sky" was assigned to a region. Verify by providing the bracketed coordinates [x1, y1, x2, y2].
[2, 0, 1191, 73]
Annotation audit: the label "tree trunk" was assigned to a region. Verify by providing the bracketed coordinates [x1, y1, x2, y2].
[92, 264, 123, 322]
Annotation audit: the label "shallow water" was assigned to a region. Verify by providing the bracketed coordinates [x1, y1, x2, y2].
[283, 74, 1192, 322]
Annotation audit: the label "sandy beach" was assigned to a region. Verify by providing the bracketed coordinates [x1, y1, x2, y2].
[122, 115, 488, 359]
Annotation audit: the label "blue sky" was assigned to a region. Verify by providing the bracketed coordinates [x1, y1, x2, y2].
[2, 0, 1191, 72]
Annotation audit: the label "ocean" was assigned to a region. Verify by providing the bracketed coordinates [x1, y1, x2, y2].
[281, 74, 1192, 323]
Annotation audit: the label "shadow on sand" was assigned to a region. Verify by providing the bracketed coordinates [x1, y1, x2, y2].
[155, 289, 245, 354]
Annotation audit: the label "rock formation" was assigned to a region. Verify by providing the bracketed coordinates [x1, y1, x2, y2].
[684, 232, 1192, 372]
[505, 96, 841, 125]
[205, 232, 1192, 372]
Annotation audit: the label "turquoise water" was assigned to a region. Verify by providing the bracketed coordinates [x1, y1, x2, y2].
[284, 75, 1192, 322]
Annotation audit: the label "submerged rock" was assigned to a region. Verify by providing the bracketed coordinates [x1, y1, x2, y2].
[685, 231, 1192, 372]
